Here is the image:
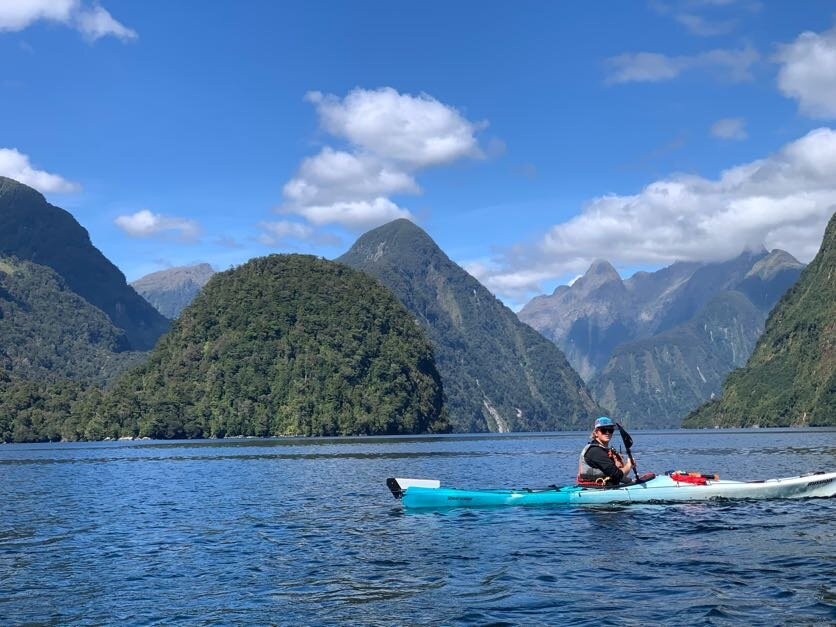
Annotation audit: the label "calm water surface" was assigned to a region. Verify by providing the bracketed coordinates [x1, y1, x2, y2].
[1, 429, 834, 625]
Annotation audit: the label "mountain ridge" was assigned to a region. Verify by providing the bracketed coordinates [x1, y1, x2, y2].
[338, 218, 601, 432]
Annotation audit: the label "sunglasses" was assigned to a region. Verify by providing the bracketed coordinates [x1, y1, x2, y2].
[597, 427, 615, 434]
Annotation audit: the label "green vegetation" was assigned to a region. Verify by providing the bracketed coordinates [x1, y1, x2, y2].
[0, 256, 144, 384]
[338, 219, 601, 432]
[97, 254, 447, 439]
[1, 254, 448, 442]
[684, 212, 836, 427]
[0, 176, 169, 350]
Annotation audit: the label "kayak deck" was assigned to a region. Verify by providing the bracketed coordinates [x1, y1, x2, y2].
[388, 472, 836, 509]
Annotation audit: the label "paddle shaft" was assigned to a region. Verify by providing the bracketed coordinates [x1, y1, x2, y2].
[617, 423, 640, 481]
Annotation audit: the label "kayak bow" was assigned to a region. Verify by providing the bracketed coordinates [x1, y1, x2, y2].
[386, 472, 836, 509]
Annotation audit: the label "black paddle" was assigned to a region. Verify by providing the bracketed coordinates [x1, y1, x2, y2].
[616, 423, 640, 481]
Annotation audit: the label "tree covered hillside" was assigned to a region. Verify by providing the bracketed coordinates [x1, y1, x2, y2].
[684, 212, 836, 427]
[0, 176, 169, 350]
[96, 255, 448, 439]
[0, 257, 145, 384]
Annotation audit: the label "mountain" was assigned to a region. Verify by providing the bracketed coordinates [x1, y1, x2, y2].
[521, 249, 804, 427]
[337, 219, 601, 433]
[590, 290, 766, 427]
[0, 177, 169, 350]
[684, 213, 836, 428]
[588, 250, 803, 426]
[131, 263, 215, 319]
[0, 257, 145, 384]
[96, 254, 448, 439]
[519, 259, 701, 380]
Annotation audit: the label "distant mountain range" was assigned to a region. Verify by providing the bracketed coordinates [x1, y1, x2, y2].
[0, 177, 169, 350]
[519, 249, 804, 427]
[131, 263, 215, 319]
[684, 211, 836, 428]
[338, 219, 601, 432]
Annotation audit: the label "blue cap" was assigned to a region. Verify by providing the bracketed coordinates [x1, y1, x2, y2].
[594, 416, 615, 429]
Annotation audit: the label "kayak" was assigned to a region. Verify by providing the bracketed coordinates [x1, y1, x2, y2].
[386, 472, 836, 509]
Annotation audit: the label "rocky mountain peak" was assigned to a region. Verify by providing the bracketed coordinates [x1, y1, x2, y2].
[572, 259, 623, 294]
[745, 249, 804, 281]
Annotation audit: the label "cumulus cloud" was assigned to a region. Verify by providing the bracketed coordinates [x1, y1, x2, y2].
[0, 0, 136, 42]
[0, 148, 80, 193]
[279, 87, 486, 231]
[473, 128, 836, 302]
[774, 24, 836, 118]
[605, 45, 759, 84]
[114, 210, 201, 241]
[305, 87, 485, 167]
[711, 117, 747, 140]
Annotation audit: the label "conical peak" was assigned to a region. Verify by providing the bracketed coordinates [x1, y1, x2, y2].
[339, 218, 444, 267]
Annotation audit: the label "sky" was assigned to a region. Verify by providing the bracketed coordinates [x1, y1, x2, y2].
[2, 1, 836, 309]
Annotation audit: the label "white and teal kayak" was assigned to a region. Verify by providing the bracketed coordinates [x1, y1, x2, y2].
[386, 472, 836, 509]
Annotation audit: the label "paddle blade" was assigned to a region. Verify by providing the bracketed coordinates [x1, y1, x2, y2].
[616, 423, 633, 449]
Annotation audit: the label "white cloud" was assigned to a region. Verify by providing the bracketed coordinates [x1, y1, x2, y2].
[114, 209, 201, 241]
[473, 128, 836, 301]
[279, 87, 486, 232]
[775, 24, 836, 118]
[0, 148, 80, 193]
[605, 45, 759, 84]
[711, 117, 747, 140]
[76, 5, 137, 42]
[0, 0, 136, 42]
[290, 198, 413, 230]
[305, 87, 485, 167]
[0, 0, 75, 31]
[282, 148, 419, 208]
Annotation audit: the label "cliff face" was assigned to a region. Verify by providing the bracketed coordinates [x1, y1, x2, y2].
[521, 249, 804, 427]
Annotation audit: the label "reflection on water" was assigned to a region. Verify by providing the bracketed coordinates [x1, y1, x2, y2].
[1, 428, 834, 624]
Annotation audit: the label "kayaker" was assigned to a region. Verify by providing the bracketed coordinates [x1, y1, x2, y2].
[577, 416, 633, 486]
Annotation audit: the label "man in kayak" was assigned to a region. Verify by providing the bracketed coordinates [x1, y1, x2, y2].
[577, 416, 633, 486]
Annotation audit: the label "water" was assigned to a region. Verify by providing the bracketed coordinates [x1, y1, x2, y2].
[1, 429, 834, 625]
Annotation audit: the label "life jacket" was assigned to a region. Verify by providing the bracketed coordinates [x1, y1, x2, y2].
[577, 441, 621, 484]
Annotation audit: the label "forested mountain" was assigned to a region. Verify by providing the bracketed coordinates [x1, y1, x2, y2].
[93, 254, 448, 440]
[0, 257, 144, 384]
[684, 212, 836, 428]
[132, 263, 215, 319]
[338, 219, 601, 433]
[0, 177, 169, 349]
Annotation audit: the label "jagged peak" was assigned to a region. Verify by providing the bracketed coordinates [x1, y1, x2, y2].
[572, 259, 623, 293]
[745, 249, 804, 281]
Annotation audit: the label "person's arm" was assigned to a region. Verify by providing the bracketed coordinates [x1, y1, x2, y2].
[585, 446, 627, 483]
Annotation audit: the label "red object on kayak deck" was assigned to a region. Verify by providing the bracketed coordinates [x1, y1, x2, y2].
[670, 471, 718, 485]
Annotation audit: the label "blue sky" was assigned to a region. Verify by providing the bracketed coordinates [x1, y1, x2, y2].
[2, 1, 836, 308]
